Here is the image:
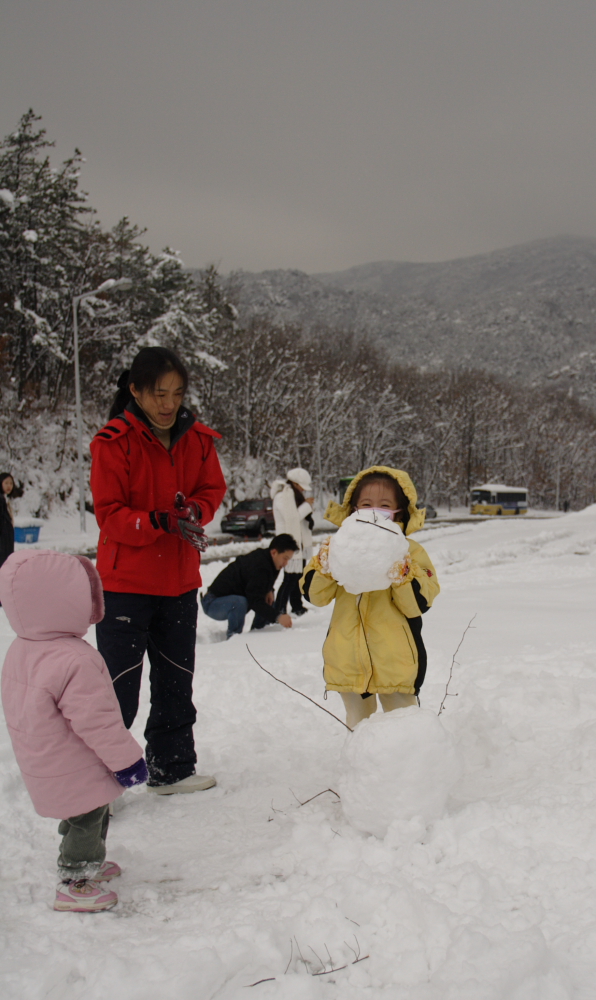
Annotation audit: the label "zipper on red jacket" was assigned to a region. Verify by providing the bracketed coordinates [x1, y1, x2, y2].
[141, 424, 176, 465]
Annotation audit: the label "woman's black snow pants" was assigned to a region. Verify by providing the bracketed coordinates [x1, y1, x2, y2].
[274, 570, 306, 615]
[96, 589, 198, 787]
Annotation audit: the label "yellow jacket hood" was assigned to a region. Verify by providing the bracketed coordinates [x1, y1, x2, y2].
[325, 466, 426, 536]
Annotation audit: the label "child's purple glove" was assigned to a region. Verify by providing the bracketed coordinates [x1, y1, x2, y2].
[113, 758, 148, 788]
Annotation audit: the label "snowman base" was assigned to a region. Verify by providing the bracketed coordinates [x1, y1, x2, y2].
[338, 706, 462, 838]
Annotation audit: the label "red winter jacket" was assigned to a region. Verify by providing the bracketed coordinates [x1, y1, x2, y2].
[90, 403, 227, 596]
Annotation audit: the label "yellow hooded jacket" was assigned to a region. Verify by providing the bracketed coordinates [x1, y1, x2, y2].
[300, 467, 440, 696]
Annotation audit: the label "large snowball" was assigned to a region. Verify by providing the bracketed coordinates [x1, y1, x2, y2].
[339, 707, 462, 837]
[327, 509, 410, 595]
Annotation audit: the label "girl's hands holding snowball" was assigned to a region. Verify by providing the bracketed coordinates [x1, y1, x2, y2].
[315, 537, 333, 576]
[388, 552, 412, 585]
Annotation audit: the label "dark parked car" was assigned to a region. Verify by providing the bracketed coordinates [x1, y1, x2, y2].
[220, 498, 275, 537]
[417, 501, 437, 519]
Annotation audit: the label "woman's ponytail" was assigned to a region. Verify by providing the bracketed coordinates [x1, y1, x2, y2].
[109, 370, 132, 419]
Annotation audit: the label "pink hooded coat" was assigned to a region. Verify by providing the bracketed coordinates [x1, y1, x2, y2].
[0, 550, 142, 819]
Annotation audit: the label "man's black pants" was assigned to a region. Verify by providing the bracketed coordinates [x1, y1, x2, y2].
[96, 589, 198, 786]
[274, 571, 306, 615]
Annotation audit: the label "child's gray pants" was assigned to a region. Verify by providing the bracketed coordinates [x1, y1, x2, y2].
[57, 804, 110, 881]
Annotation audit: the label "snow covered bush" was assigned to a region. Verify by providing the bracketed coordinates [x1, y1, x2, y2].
[339, 707, 463, 837]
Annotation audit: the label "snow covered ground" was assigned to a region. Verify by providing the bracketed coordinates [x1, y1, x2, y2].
[1, 508, 596, 999]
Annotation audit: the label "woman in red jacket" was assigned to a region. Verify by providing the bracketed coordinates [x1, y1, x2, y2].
[90, 347, 226, 795]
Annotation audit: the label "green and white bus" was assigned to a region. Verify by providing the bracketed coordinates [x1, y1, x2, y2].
[470, 484, 528, 516]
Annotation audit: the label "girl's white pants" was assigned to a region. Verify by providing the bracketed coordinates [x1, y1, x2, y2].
[340, 691, 417, 729]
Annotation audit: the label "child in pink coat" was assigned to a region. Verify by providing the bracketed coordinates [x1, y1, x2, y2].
[0, 550, 148, 912]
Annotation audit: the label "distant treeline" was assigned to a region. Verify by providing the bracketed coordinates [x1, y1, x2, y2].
[209, 317, 596, 510]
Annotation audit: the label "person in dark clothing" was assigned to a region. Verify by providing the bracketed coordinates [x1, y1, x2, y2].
[0, 474, 15, 572]
[202, 534, 298, 638]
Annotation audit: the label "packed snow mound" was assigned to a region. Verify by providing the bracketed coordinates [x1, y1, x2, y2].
[326, 509, 411, 594]
[339, 707, 463, 837]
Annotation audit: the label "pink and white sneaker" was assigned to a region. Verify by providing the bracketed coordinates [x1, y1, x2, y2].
[54, 878, 118, 912]
[96, 860, 122, 881]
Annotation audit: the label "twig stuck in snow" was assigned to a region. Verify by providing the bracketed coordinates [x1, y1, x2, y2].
[345, 936, 362, 961]
[284, 940, 293, 975]
[312, 963, 349, 976]
[246, 645, 353, 731]
[246, 978, 276, 987]
[294, 937, 309, 971]
[285, 936, 369, 978]
[311, 939, 370, 976]
[309, 945, 326, 969]
[437, 614, 477, 716]
[290, 787, 340, 807]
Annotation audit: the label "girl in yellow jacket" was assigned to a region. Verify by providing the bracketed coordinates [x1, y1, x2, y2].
[300, 466, 440, 730]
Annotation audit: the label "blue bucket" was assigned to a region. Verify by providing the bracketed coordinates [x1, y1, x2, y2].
[15, 526, 41, 544]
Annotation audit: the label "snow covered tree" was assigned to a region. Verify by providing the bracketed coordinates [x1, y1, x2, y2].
[0, 110, 92, 402]
[0, 111, 228, 514]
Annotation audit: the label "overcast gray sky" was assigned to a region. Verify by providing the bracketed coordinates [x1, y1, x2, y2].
[2, 0, 596, 273]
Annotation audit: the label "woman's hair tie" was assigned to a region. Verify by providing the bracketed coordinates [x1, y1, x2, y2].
[117, 370, 130, 389]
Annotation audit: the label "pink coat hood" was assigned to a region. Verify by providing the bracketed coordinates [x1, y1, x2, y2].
[0, 550, 142, 819]
[0, 549, 105, 640]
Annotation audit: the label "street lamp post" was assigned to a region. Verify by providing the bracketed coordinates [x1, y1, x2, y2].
[72, 278, 133, 532]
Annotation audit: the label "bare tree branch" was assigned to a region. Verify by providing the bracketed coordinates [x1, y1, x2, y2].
[246, 645, 353, 731]
[293, 788, 340, 807]
[438, 614, 477, 716]
[294, 937, 309, 971]
[284, 940, 293, 975]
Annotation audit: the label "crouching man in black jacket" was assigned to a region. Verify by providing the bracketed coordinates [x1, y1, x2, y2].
[201, 534, 298, 638]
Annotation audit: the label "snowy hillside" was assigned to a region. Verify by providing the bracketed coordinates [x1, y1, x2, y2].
[226, 237, 596, 408]
[1, 508, 596, 998]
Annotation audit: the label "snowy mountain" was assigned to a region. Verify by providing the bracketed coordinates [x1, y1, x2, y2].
[221, 237, 596, 408]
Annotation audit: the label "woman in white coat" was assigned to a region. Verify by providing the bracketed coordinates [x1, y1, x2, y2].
[270, 467, 314, 615]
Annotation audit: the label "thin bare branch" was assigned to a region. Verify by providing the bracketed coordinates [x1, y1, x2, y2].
[308, 945, 326, 971]
[299, 788, 340, 806]
[284, 940, 293, 975]
[344, 937, 359, 961]
[246, 645, 353, 731]
[312, 964, 348, 976]
[310, 953, 370, 975]
[294, 937, 309, 971]
[438, 614, 477, 716]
